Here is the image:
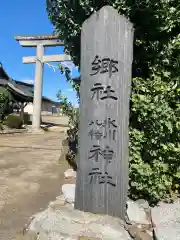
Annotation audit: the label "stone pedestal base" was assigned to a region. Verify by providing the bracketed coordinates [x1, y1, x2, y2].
[27, 127, 45, 135]
[26, 196, 131, 240]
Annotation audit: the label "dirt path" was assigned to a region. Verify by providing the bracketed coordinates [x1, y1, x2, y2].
[0, 131, 69, 240]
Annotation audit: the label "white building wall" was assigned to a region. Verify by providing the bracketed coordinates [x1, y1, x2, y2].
[24, 102, 33, 114]
[42, 101, 54, 115]
[24, 101, 61, 116]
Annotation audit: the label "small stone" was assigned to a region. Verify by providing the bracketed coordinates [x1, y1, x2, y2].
[62, 184, 75, 204]
[137, 224, 142, 229]
[137, 224, 152, 231]
[136, 199, 149, 209]
[135, 231, 153, 240]
[126, 224, 153, 240]
[56, 195, 65, 200]
[49, 196, 65, 210]
[64, 169, 77, 179]
[78, 237, 101, 240]
[127, 200, 150, 225]
[126, 225, 138, 238]
[146, 230, 153, 236]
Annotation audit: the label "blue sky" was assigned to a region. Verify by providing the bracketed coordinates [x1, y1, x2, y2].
[0, 1, 79, 105]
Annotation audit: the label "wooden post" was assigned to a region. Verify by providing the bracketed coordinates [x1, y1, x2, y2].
[75, 6, 134, 219]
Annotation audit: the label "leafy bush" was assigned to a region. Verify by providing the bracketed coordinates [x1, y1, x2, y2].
[5, 115, 23, 129]
[23, 112, 31, 125]
[0, 87, 12, 122]
[57, 90, 79, 170]
[129, 75, 180, 202]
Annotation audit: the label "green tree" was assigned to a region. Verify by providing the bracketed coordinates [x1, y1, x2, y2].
[47, 0, 180, 202]
[46, 0, 180, 77]
[0, 87, 12, 122]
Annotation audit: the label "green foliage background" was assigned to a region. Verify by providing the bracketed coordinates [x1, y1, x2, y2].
[0, 87, 12, 122]
[47, 0, 180, 202]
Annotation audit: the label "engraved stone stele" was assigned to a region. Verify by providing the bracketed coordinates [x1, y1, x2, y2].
[74, 6, 134, 219]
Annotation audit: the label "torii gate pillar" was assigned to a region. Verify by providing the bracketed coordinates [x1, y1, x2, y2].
[14, 35, 71, 132]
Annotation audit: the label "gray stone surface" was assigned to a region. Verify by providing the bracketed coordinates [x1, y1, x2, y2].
[27, 202, 132, 240]
[136, 199, 149, 209]
[75, 4, 134, 220]
[152, 202, 180, 240]
[126, 224, 153, 240]
[127, 200, 150, 224]
[62, 184, 75, 204]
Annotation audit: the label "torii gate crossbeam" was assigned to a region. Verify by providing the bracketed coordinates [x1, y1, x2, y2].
[14, 35, 71, 132]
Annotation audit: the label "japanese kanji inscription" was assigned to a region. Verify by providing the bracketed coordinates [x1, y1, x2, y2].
[91, 83, 118, 101]
[88, 117, 117, 141]
[75, 6, 134, 219]
[89, 168, 116, 187]
[90, 55, 118, 78]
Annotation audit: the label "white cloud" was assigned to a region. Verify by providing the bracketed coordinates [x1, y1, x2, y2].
[66, 88, 74, 92]
[60, 61, 78, 76]
[61, 61, 75, 70]
[22, 79, 34, 84]
[73, 103, 79, 108]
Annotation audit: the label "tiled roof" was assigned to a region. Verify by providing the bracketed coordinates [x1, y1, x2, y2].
[14, 80, 33, 88]
[0, 63, 10, 80]
[0, 64, 59, 103]
[0, 64, 33, 100]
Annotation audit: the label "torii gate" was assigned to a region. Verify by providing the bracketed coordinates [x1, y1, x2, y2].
[14, 35, 71, 132]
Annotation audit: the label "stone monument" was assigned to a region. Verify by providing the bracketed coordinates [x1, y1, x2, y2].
[75, 6, 134, 219]
[14, 35, 71, 131]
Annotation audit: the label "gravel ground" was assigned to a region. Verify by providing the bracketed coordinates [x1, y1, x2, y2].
[0, 131, 69, 240]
